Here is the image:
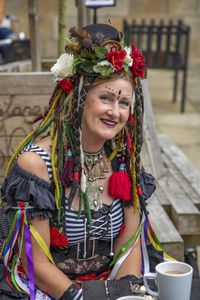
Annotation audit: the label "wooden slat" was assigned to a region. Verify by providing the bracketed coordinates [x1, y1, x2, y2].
[158, 172, 200, 235]
[161, 151, 200, 209]
[158, 134, 200, 197]
[183, 235, 200, 249]
[0, 72, 53, 95]
[148, 196, 184, 261]
[142, 79, 164, 179]
[154, 182, 171, 214]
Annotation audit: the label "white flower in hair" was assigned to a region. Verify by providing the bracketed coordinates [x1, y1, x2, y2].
[51, 53, 74, 81]
[93, 60, 114, 73]
[124, 46, 133, 67]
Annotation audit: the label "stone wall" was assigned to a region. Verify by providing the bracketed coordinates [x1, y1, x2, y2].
[0, 72, 53, 182]
[4, 0, 200, 61]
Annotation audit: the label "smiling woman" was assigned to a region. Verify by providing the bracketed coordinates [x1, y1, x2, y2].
[0, 23, 163, 300]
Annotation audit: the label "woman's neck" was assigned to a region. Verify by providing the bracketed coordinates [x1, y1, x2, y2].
[82, 140, 105, 153]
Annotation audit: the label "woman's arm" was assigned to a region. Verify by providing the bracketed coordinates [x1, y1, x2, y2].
[18, 152, 73, 299]
[113, 206, 142, 279]
[22, 216, 72, 299]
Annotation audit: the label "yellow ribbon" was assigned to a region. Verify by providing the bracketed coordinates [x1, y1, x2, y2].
[26, 222, 55, 265]
[148, 228, 176, 261]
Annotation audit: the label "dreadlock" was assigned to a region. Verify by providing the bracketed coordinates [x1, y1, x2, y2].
[132, 79, 147, 215]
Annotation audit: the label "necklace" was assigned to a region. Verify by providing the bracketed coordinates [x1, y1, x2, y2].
[84, 147, 109, 211]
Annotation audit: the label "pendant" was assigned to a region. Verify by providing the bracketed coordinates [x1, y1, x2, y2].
[86, 180, 102, 211]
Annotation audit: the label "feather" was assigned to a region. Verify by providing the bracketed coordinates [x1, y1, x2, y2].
[65, 37, 81, 55]
[69, 27, 92, 47]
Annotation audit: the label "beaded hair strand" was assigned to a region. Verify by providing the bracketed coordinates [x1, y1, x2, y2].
[132, 79, 147, 215]
[67, 76, 94, 222]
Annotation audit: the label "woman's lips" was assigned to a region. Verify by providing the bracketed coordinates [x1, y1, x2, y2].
[100, 118, 117, 128]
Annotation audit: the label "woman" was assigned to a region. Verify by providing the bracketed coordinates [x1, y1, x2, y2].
[0, 24, 162, 300]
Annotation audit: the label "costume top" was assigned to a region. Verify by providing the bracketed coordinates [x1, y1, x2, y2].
[0, 144, 159, 298]
[1, 145, 156, 224]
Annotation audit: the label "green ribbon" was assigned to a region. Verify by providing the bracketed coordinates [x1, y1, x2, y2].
[109, 218, 143, 268]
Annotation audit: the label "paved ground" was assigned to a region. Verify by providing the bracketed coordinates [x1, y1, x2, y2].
[147, 62, 200, 172]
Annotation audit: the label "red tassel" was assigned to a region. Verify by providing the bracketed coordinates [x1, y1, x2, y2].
[108, 170, 131, 201]
[60, 156, 74, 187]
[137, 187, 143, 196]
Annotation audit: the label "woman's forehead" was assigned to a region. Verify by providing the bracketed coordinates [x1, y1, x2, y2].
[90, 78, 133, 95]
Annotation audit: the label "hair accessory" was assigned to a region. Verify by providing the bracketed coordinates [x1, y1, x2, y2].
[51, 24, 146, 81]
[108, 149, 131, 202]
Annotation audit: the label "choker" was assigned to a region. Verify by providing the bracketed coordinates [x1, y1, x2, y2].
[84, 147, 109, 181]
[84, 147, 109, 211]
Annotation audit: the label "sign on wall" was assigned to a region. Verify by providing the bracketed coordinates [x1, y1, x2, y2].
[85, 0, 116, 7]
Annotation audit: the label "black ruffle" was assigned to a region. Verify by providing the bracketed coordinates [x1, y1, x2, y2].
[1, 161, 55, 220]
[140, 167, 156, 201]
[123, 167, 156, 208]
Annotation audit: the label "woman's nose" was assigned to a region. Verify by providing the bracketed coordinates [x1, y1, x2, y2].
[107, 104, 120, 118]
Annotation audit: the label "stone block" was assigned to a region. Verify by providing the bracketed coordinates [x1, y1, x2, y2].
[0, 94, 49, 156]
[129, 0, 169, 15]
[168, 0, 198, 15]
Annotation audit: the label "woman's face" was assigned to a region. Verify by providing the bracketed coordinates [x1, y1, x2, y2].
[82, 77, 133, 150]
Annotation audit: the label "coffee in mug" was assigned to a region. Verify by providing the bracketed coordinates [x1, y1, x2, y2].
[143, 261, 193, 300]
[164, 270, 185, 275]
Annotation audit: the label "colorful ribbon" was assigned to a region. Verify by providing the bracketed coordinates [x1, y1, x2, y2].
[24, 223, 35, 300]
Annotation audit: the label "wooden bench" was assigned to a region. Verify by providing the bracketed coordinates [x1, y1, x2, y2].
[142, 79, 200, 263]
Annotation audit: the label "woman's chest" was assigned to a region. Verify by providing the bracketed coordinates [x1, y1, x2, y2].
[64, 199, 124, 245]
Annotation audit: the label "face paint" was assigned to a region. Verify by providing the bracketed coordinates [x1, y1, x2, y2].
[106, 86, 132, 102]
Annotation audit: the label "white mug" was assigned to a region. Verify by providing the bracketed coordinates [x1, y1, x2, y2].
[143, 261, 193, 300]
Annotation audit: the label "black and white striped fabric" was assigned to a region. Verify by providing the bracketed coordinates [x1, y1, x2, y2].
[24, 145, 124, 244]
[24, 145, 53, 181]
[65, 199, 123, 245]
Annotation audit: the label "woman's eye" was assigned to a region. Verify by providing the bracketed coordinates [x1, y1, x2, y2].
[99, 95, 110, 101]
[120, 100, 130, 107]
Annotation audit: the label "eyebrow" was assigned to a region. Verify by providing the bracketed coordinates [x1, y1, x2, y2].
[101, 90, 131, 99]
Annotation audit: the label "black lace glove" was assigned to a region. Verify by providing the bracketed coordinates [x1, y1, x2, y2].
[59, 284, 83, 300]
[82, 277, 143, 300]
[120, 274, 143, 285]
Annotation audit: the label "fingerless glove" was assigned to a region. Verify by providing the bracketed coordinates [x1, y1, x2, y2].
[59, 284, 83, 300]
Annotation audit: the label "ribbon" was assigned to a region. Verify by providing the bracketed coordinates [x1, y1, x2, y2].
[24, 223, 35, 300]
[109, 212, 145, 268]
[28, 222, 55, 265]
[76, 271, 109, 282]
[141, 221, 150, 275]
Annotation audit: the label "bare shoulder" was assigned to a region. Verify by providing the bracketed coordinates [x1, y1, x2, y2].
[35, 136, 52, 156]
[17, 139, 51, 183]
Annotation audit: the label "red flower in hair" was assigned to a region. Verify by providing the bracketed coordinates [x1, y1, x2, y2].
[59, 79, 73, 93]
[131, 45, 145, 78]
[50, 227, 68, 248]
[107, 49, 127, 72]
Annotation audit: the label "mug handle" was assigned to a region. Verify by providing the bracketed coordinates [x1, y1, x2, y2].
[143, 272, 159, 297]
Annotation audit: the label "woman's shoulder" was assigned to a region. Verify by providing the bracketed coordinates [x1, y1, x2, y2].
[18, 137, 52, 183]
[34, 136, 52, 156]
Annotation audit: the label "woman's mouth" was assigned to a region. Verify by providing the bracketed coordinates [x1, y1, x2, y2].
[100, 118, 117, 128]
